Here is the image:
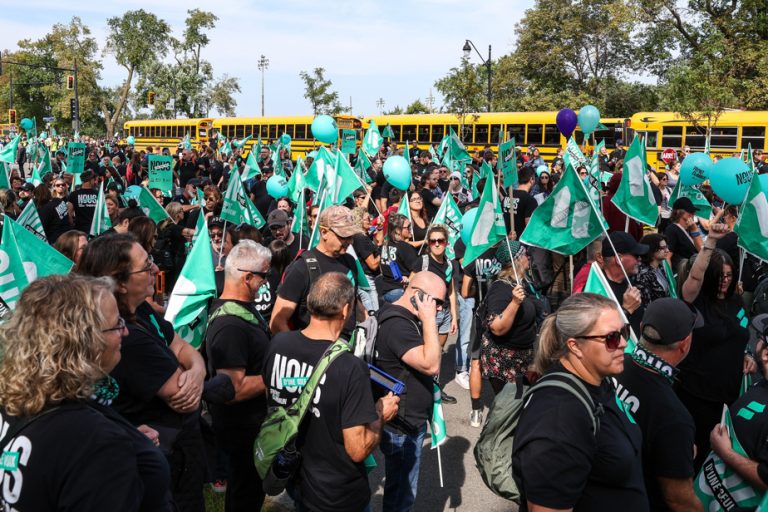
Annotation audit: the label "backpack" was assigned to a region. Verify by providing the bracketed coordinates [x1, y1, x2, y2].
[254, 339, 349, 495]
[352, 302, 421, 363]
[752, 275, 768, 316]
[474, 371, 602, 502]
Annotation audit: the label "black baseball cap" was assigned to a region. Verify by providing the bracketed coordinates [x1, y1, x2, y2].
[602, 232, 649, 257]
[267, 209, 289, 228]
[672, 197, 699, 214]
[752, 314, 768, 338]
[641, 298, 704, 345]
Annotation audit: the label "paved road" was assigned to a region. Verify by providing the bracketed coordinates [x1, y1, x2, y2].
[270, 336, 517, 512]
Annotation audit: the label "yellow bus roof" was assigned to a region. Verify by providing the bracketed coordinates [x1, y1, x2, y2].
[364, 112, 626, 124]
[212, 114, 359, 126]
[630, 111, 768, 126]
[124, 118, 212, 127]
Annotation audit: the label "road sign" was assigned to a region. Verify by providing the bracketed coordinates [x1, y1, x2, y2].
[661, 148, 677, 164]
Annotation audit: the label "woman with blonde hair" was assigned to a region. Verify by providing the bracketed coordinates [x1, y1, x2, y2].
[512, 293, 647, 510]
[0, 274, 172, 510]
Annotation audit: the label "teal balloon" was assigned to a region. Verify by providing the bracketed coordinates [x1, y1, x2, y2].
[311, 115, 338, 144]
[710, 157, 751, 205]
[383, 155, 411, 191]
[760, 173, 768, 191]
[577, 105, 600, 136]
[266, 175, 289, 199]
[461, 207, 478, 245]
[679, 153, 713, 186]
[39, 131, 47, 139]
[126, 135, 136, 145]
[280, 132, 292, 145]
[536, 164, 549, 177]
[124, 185, 143, 199]
[20, 118, 34, 131]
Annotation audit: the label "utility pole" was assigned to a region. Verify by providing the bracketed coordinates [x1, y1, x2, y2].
[426, 89, 435, 113]
[376, 97, 385, 114]
[73, 60, 80, 133]
[257, 55, 269, 117]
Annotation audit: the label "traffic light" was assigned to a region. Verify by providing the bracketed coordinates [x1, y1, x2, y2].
[66, 75, 74, 90]
[148, 91, 155, 106]
[8, 110, 16, 124]
[70, 99, 78, 121]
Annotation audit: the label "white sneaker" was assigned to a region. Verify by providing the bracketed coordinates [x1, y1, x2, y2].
[470, 409, 483, 428]
[454, 371, 470, 390]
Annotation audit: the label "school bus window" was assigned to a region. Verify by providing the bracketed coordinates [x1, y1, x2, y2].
[527, 124, 543, 146]
[232, 125, 242, 139]
[390, 125, 402, 140]
[294, 124, 306, 139]
[490, 124, 502, 144]
[637, 131, 658, 147]
[661, 126, 682, 148]
[709, 126, 738, 148]
[742, 127, 766, 150]
[285, 125, 294, 138]
[402, 125, 417, 142]
[417, 125, 430, 143]
[190, 126, 197, 139]
[432, 125, 444, 143]
[544, 125, 560, 145]
[269, 125, 278, 139]
[447, 125, 459, 140]
[475, 125, 489, 145]
[199, 127, 207, 139]
[507, 124, 524, 145]
[684, 126, 706, 148]
[260, 125, 269, 139]
[593, 127, 615, 148]
[573, 130, 585, 145]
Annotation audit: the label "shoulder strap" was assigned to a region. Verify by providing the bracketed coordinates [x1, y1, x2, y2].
[524, 372, 602, 435]
[421, 254, 430, 272]
[207, 301, 262, 328]
[286, 340, 350, 422]
[300, 249, 322, 284]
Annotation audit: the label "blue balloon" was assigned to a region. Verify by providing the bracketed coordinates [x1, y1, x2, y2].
[679, 153, 713, 186]
[126, 135, 136, 145]
[266, 175, 289, 199]
[311, 115, 338, 144]
[383, 155, 412, 191]
[556, 108, 578, 138]
[710, 157, 751, 205]
[280, 132, 292, 145]
[461, 207, 478, 245]
[536, 164, 549, 177]
[577, 105, 600, 136]
[124, 185, 143, 200]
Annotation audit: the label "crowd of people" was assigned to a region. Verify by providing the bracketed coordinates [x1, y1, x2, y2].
[1, 129, 768, 512]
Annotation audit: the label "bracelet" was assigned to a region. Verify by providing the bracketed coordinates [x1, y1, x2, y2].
[690, 231, 701, 237]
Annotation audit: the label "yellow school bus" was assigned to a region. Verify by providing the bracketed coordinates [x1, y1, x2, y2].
[211, 115, 363, 158]
[363, 112, 630, 160]
[628, 111, 768, 168]
[122, 118, 213, 152]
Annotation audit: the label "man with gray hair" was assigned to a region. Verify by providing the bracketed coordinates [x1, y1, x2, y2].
[205, 239, 272, 511]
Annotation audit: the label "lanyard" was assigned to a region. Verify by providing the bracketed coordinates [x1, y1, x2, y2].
[631, 344, 678, 384]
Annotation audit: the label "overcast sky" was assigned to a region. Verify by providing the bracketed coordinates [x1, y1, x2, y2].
[3, 0, 533, 117]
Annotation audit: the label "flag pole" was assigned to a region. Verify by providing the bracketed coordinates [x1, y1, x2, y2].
[738, 247, 746, 287]
[217, 220, 227, 267]
[496, 168, 520, 283]
[624, 217, 630, 233]
[437, 445, 445, 488]
[569, 255, 574, 295]
[298, 188, 305, 249]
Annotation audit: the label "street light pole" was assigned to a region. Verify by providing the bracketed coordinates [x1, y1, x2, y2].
[73, 60, 80, 133]
[258, 55, 269, 117]
[462, 39, 492, 112]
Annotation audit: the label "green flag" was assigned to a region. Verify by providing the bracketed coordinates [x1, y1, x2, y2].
[0, 217, 73, 310]
[480, 160, 494, 182]
[430, 380, 447, 448]
[37, 146, 53, 176]
[403, 140, 411, 165]
[29, 166, 43, 187]
[362, 120, 383, 157]
[164, 222, 216, 348]
[520, 163, 607, 255]
[287, 162, 308, 204]
[16, 200, 46, 241]
[669, 180, 713, 219]
[138, 186, 172, 224]
[694, 407, 762, 510]
[242, 149, 261, 181]
[662, 259, 678, 299]
[221, 171, 265, 228]
[0, 135, 21, 165]
[67, 142, 86, 174]
[220, 140, 232, 157]
[611, 135, 658, 226]
[498, 138, 517, 188]
[590, 140, 610, 185]
[190, 204, 207, 248]
[291, 189, 308, 236]
[233, 133, 253, 149]
[431, 193, 463, 260]
[582, 263, 637, 353]
[183, 132, 192, 150]
[564, 136, 588, 170]
[307, 189, 332, 249]
[330, 151, 367, 205]
[463, 176, 507, 267]
[734, 169, 768, 261]
[354, 150, 373, 184]
[397, 192, 412, 226]
[304, 147, 336, 193]
[382, 124, 395, 139]
[89, 185, 112, 237]
[0, 163, 10, 189]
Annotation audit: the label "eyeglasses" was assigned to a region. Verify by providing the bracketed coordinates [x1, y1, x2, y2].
[128, 260, 154, 275]
[205, 196, 217, 201]
[576, 324, 630, 351]
[540, 176, 550, 180]
[102, 317, 127, 333]
[450, 177, 461, 181]
[428, 238, 446, 246]
[209, 230, 223, 239]
[410, 197, 422, 202]
[238, 268, 269, 279]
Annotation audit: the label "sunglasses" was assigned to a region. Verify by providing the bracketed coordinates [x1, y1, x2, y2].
[54, 183, 67, 187]
[209, 231, 223, 239]
[428, 238, 446, 246]
[576, 324, 630, 350]
[238, 268, 269, 279]
[412, 288, 445, 309]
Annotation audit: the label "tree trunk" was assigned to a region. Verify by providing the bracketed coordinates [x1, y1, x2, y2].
[107, 66, 134, 138]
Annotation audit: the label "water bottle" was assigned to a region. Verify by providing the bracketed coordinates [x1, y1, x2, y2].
[263, 446, 301, 496]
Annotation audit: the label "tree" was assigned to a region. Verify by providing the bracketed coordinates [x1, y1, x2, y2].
[104, 10, 171, 135]
[404, 99, 430, 114]
[299, 68, 342, 115]
[434, 58, 485, 138]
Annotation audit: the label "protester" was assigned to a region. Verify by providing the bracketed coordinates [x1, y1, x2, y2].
[76, 233, 207, 511]
[263, 272, 399, 512]
[0, 274, 172, 511]
[351, 206, 381, 312]
[600, 232, 646, 333]
[407, 191, 429, 249]
[664, 197, 703, 273]
[379, 213, 420, 303]
[613, 298, 701, 511]
[34, 183, 71, 244]
[67, 170, 98, 233]
[631, 233, 676, 304]
[205, 240, 271, 511]
[513, 293, 648, 510]
[54, 229, 88, 264]
[264, 209, 303, 259]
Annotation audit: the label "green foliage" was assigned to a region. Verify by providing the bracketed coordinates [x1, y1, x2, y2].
[404, 99, 430, 114]
[299, 68, 343, 115]
[434, 58, 485, 127]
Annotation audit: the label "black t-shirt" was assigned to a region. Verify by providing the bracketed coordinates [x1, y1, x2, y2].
[38, 198, 71, 244]
[676, 294, 749, 404]
[419, 187, 442, 220]
[485, 279, 537, 348]
[205, 299, 270, 428]
[352, 233, 380, 275]
[67, 187, 98, 233]
[513, 365, 649, 511]
[411, 218, 428, 243]
[285, 234, 306, 261]
[730, 379, 768, 486]
[461, 245, 502, 300]
[277, 249, 359, 331]
[380, 240, 420, 293]
[253, 270, 281, 323]
[664, 223, 697, 272]
[0, 402, 169, 511]
[422, 254, 453, 301]
[374, 304, 433, 431]
[512, 189, 538, 237]
[263, 332, 377, 512]
[177, 160, 198, 187]
[251, 180, 272, 218]
[613, 354, 695, 511]
[111, 302, 183, 429]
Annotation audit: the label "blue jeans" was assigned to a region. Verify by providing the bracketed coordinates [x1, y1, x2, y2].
[380, 424, 427, 512]
[358, 275, 379, 312]
[383, 288, 405, 303]
[456, 295, 475, 373]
